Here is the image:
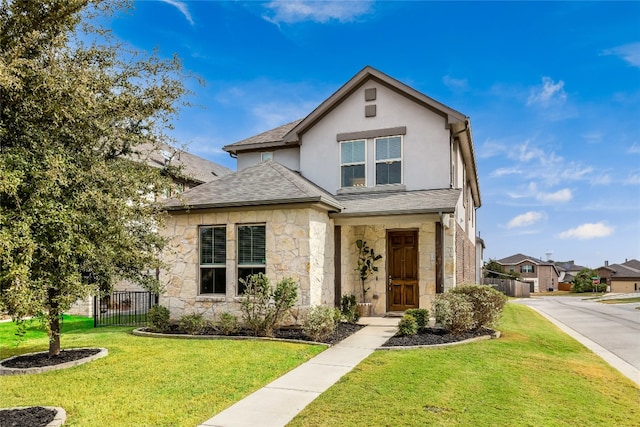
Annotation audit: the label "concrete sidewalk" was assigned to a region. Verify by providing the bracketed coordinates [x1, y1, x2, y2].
[199, 317, 399, 427]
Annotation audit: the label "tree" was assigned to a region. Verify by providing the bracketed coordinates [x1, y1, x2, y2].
[0, 0, 187, 355]
[572, 268, 602, 293]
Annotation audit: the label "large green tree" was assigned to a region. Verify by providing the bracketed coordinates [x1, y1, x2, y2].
[0, 0, 186, 355]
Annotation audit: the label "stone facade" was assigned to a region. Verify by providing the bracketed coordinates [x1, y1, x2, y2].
[160, 206, 334, 320]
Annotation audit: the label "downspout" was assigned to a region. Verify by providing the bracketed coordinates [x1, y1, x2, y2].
[438, 211, 446, 293]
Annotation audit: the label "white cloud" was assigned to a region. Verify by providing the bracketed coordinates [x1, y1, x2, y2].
[624, 173, 640, 185]
[527, 77, 567, 107]
[443, 75, 469, 91]
[507, 211, 545, 228]
[490, 167, 522, 178]
[536, 188, 572, 203]
[160, 0, 195, 26]
[629, 143, 640, 154]
[602, 42, 640, 69]
[558, 222, 614, 240]
[262, 0, 374, 24]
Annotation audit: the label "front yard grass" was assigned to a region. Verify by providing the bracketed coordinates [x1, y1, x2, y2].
[0, 315, 324, 426]
[289, 303, 640, 427]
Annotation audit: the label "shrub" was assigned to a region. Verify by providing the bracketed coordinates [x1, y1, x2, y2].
[239, 273, 298, 337]
[215, 312, 240, 335]
[147, 305, 170, 333]
[179, 313, 206, 335]
[340, 294, 360, 324]
[397, 314, 418, 336]
[303, 305, 337, 342]
[405, 308, 429, 330]
[450, 284, 507, 329]
[433, 293, 475, 334]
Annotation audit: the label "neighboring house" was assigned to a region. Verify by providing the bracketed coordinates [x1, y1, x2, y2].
[553, 260, 588, 291]
[496, 254, 560, 293]
[597, 259, 640, 293]
[161, 66, 481, 318]
[67, 144, 232, 316]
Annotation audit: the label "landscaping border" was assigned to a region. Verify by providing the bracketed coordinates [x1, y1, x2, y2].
[0, 406, 66, 427]
[0, 348, 108, 376]
[377, 330, 501, 350]
[132, 328, 330, 346]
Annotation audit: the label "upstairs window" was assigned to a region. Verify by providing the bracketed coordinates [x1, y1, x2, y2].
[375, 136, 402, 185]
[199, 226, 227, 294]
[340, 140, 366, 187]
[521, 264, 535, 273]
[237, 224, 266, 294]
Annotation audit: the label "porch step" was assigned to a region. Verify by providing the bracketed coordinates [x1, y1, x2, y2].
[384, 311, 405, 318]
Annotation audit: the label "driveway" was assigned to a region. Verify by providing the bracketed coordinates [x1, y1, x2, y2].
[514, 295, 640, 386]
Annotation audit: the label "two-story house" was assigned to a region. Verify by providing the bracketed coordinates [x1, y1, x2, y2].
[161, 66, 481, 318]
[496, 253, 560, 293]
[598, 259, 640, 293]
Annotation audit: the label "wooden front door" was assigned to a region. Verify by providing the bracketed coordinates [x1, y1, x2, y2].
[387, 230, 419, 311]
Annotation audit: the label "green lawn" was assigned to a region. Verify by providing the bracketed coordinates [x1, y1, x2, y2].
[0, 316, 324, 426]
[289, 303, 640, 427]
[600, 297, 640, 304]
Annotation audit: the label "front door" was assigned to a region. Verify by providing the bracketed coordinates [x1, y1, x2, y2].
[387, 230, 419, 311]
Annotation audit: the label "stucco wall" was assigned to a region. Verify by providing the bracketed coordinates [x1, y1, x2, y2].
[160, 206, 334, 320]
[237, 146, 300, 171]
[338, 217, 454, 315]
[299, 82, 451, 194]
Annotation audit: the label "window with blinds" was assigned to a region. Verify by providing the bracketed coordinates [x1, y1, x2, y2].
[199, 226, 226, 294]
[375, 136, 402, 185]
[237, 224, 266, 294]
[340, 140, 366, 187]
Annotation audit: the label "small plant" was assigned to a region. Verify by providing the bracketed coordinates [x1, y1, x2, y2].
[340, 294, 360, 324]
[433, 293, 475, 335]
[303, 305, 337, 342]
[450, 284, 506, 329]
[405, 308, 429, 330]
[147, 305, 171, 333]
[215, 312, 240, 335]
[239, 273, 298, 337]
[179, 313, 206, 335]
[355, 239, 382, 302]
[397, 314, 418, 336]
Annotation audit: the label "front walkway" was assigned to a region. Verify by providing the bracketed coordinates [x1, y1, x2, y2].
[199, 317, 399, 427]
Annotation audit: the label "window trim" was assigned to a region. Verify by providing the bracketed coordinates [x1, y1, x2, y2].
[198, 225, 227, 295]
[340, 139, 367, 188]
[374, 135, 403, 186]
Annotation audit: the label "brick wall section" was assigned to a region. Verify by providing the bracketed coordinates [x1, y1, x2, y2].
[455, 223, 476, 285]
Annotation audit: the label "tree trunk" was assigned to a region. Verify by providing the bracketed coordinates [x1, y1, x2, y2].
[48, 290, 61, 356]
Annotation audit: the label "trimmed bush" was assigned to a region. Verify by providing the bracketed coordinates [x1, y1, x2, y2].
[405, 308, 429, 330]
[433, 293, 475, 334]
[179, 313, 206, 335]
[451, 284, 507, 329]
[340, 294, 360, 324]
[303, 305, 337, 342]
[397, 314, 418, 336]
[147, 305, 170, 333]
[239, 273, 298, 337]
[215, 312, 240, 335]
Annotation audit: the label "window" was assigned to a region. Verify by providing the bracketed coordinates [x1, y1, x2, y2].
[261, 152, 273, 162]
[375, 136, 402, 185]
[199, 226, 226, 294]
[340, 140, 366, 187]
[509, 266, 515, 273]
[237, 224, 266, 294]
[521, 264, 535, 273]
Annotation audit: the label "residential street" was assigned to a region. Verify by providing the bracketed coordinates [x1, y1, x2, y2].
[514, 295, 640, 385]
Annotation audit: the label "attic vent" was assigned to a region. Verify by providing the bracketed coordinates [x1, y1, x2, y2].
[365, 104, 376, 117]
[365, 87, 376, 101]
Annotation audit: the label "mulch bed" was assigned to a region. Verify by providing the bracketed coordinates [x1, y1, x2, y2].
[0, 407, 55, 427]
[142, 322, 365, 346]
[0, 348, 102, 369]
[382, 327, 494, 347]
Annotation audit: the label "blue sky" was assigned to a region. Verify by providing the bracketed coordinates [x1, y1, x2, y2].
[109, 1, 639, 268]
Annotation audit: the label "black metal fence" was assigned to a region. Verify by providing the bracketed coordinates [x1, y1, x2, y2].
[94, 291, 158, 327]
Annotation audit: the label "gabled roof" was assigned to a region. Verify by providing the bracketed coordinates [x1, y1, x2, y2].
[134, 142, 232, 184]
[222, 66, 481, 207]
[497, 253, 560, 276]
[164, 160, 342, 211]
[600, 260, 640, 279]
[333, 188, 461, 217]
[554, 260, 588, 272]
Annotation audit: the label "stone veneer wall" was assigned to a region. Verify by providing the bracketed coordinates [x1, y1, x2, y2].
[160, 207, 334, 320]
[455, 222, 477, 285]
[339, 219, 455, 315]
